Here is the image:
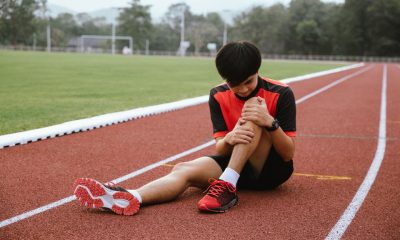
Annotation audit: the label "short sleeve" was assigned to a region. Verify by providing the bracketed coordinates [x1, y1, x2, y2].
[275, 87, 296, 136]
[209, 89, 228, 138]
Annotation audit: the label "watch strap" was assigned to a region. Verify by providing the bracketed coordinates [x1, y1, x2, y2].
[265, 119, 279, 131]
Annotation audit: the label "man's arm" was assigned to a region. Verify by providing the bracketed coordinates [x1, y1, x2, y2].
[215, 137, 233, 156]
[267, 128, 295, 161]
[241, 96, 295, 161]
[214, 119, 255, 156]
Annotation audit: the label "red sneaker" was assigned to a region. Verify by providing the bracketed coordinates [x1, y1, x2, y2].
[73, 178, 140, 216]
[197, 179, 238, 213]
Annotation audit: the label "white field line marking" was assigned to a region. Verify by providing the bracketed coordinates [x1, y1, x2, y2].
[325, 65, 387, 240]
[0, 64, 371, 229]
[0, 141, 214, 228]
[0, 63, 364, 149]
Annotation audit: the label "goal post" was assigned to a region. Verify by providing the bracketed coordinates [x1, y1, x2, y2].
[80, 35, 133, 54]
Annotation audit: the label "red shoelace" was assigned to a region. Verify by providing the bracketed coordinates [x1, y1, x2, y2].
[204, 179, 236, 198]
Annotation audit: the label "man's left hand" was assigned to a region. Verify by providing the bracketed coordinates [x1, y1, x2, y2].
[241, 97, 274, 127]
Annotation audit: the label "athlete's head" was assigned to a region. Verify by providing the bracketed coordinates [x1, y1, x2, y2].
[215, 41, 262, 87]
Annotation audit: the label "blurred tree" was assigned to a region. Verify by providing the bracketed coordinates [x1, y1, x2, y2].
[163, 3, 191, 31]
[318, 3, 341, 55]
[50, 13, 79, 47]
[366, 0, 400, 56]
[337, 0, 373, 56]
[296, 19, 321, 54]
[159, 3, 222, 54]
[231, 4, 288, 54]
[0, 0, 39, 45]
[76, 13, 111, 35]
[187, 17, 219, 55]
[150, 3, 190, 52]
[151, 22, 179, 51]
[203, 12, 224, 48]
[117, 0, 153, 51]
[286, 0, 325, 54]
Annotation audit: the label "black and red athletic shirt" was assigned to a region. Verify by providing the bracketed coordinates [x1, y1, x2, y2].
[209, 76, 296, 139]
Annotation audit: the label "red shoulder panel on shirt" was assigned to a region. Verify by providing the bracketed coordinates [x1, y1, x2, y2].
[260, 76, 288, 87]
[284, 131, 296, 137]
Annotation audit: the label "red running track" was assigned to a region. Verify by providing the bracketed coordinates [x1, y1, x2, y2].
[0, 64, 399, 239]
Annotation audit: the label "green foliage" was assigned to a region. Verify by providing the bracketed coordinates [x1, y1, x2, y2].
[117, 0, 153, 50]
[75, 13, 111, 35]
[155, 3, 223, 53]
[296, 20, 321, 54]
[232, 4, 288, 54]
[338, 0, 373, 55]
[151, 23, 180, 51]
[0, 50, 345, 135]
[334, 0, 400, 56]
[286, 0, 327, 54]
[1, 0, 399, 56]
[0, 0, 39, 45]
[366, 0, 400, 56]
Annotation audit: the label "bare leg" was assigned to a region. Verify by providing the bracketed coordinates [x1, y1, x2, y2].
[227, 98, 273, 176]
[136, 157, 222, 205]
[227, 119, 263, 173]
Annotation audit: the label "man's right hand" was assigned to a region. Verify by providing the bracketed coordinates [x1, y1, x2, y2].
[224, 119, 255, 145]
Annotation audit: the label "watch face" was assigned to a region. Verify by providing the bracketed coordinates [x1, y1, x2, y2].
[266, 119, 279, 131]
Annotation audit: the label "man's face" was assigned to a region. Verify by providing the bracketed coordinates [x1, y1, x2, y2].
[227, 73, 258, 98]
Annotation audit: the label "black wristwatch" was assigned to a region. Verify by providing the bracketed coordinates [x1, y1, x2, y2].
[265, 119, 279, 132]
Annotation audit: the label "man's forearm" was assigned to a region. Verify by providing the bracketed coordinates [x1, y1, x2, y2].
[215, 137, 234, 156]
[269, 129, 295, 161]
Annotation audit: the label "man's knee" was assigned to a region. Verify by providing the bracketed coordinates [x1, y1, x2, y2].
[172, 162, 191, 175]
[242, 97, 263, 131]
[244, 97, 260, 106]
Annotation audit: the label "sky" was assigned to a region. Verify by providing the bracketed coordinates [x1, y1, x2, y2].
[47, 0, 344, 20]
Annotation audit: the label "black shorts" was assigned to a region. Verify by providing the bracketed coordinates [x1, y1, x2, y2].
[209, 148, 293, 190]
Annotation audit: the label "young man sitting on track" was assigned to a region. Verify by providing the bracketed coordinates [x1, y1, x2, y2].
[73, 41, 296, 215]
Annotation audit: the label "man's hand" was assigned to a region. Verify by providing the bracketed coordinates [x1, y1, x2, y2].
[224, 119, 255, 145]
[241, 97, 274, 127]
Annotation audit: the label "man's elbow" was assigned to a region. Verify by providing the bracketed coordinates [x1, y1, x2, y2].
[215, 148, 224, 156]
[282, 154, 294, 161]
[281, 149, 295, 161]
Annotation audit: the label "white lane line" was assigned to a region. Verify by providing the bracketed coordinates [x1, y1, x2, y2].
[0, 65, 372, 229]
[325, 65, 387, 240]
[0, 196, 76, 229]
[296, 65, 372, 104]
[111, 141, 215, 184]
[0, 141, 214, 228]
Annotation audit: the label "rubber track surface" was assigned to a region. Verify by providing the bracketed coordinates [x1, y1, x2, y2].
[0, 64, 399, 239]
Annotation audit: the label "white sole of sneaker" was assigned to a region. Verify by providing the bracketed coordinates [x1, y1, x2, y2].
[76, 184, 129, 208]
[73, 178, 140, 216]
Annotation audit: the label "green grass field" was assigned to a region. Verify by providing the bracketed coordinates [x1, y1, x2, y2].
[0, 50, 346, 135]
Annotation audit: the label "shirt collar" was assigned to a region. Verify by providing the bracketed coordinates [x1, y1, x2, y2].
[234, 76, 262, 101]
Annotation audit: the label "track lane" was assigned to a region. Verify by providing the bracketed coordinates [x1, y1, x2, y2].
[342, 64, 400, 239]
[2, 64, 395, 239]
[0, 103, 213, 221]
[0, 65, 365, 221]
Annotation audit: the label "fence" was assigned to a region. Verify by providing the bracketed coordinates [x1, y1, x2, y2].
[1, 45, 399, 63]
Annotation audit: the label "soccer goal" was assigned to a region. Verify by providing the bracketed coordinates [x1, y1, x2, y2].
[80, 35, 133, 54]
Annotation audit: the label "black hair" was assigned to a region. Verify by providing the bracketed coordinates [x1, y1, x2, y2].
[215, 41, 262, 86]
